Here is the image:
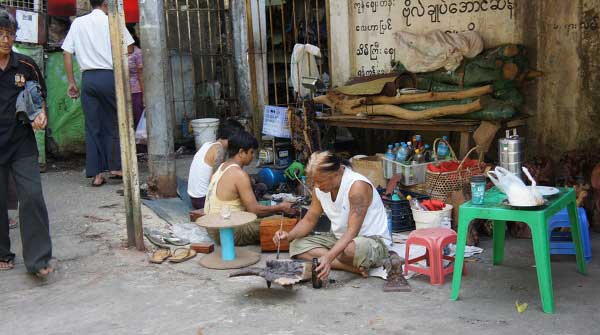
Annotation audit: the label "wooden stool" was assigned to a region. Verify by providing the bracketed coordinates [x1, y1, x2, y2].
[195, 211, 260, 270]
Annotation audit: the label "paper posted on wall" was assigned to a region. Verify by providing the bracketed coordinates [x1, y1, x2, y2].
[15, 10, 39, 44]
[262, 106, 291, 139]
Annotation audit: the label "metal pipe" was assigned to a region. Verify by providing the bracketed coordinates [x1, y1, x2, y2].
[268, 3, 278, 106]
[206, 0, 216, 80]
[292, 0, 297, 43]
[315, 0, 322, 75]
[304, 0, 309, 44]
[280, 3, 290, 105]
[194, 0, 206, 82]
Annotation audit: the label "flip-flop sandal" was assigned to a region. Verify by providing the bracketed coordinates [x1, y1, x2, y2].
[164, 235, 190, 246]
[168, 248, 197, 263]
[92, 178, 106, 187]
[0, 259, 14, 271]
[9, 219, 18, 229]
[149, 248, 172, 264]
[143, 228, 169, 248]
[109, 175, 123, 180]
[34, 266, 54, 278]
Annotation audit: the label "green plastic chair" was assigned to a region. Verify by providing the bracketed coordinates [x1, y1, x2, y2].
[450, 187, 587, 314]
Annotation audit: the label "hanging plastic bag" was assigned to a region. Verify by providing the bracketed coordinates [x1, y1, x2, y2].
[487, 166, 544, 206]
[135, 110, 147, 145]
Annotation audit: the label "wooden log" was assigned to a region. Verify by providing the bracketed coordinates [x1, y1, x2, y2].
[502, 44, 520, 57]
[353, 100, 483, 120]
[502, 63, 519, 80]
[367, 85, 493, 105]
[315, 91, 485, 120]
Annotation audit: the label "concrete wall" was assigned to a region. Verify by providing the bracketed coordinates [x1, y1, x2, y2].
[527, 0, 600, 154]
[328, 0, 600, 156]
[330, 0, 525, 84]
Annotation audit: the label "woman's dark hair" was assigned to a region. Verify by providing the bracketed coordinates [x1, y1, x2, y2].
[217, 119, 244, 141]
[90, 0, 106, 8]
[0, 9, 18, 32]
[227, 130, 258, 157]
[306, 151, 352, 177]
[126, 24, 140, 47]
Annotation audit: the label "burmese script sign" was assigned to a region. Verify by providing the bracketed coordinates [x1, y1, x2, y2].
[349, 0, 520, 77]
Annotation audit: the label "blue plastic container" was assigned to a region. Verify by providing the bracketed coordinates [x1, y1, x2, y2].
[257, 167, 287, 190]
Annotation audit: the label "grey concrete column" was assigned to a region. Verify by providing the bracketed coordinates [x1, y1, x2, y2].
[140, 0, 177, 197]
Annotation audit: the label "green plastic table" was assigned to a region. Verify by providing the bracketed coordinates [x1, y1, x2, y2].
[450, 187, 587, 313]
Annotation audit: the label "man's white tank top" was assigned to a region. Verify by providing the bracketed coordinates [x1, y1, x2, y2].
[315, 167, 390, 240]
[187, 142, 220, 198]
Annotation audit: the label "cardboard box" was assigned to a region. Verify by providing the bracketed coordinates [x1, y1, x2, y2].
[260, 216, 298, 252]
[352, 156, 387, 188]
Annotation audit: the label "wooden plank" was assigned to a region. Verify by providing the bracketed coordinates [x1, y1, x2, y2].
[107, 0, 144, 251]
[459, 132, 471, 159]
[316, 115, 480, 132]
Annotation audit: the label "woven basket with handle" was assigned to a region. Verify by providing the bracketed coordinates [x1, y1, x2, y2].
[425, 138, 485, 201]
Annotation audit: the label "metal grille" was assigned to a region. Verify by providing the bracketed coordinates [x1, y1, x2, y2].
[165, 0, 238, 125]
[264, 0, 329, 106]
[1, 0, 46, 12]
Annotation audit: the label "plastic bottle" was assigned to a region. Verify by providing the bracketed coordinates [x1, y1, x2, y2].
[406, 195, 426, 211]
[441, 216, 454, 255]
[414, 149, 424, 163]
[437, 135, 449, 160]
[441, 216, 452, 229]
[393, 142, 401, 155]
[396, 143, 409, 162]
[415, 134, 423, 149]
[384, 144, 395, 178]
[423, 144, 433, 162]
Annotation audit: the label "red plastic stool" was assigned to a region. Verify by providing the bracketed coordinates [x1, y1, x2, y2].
[404, 228, 465, 285]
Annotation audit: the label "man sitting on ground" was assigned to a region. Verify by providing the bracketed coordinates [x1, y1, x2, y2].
[204, 131, 297, 245]
[187, 119, 244, 210]
[274, 151, 390, 280]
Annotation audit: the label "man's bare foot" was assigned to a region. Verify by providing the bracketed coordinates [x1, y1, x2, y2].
[358, 267, 369, 278]
[0, 260, 14, 270]
[35, 266, 54, 278]
[92, 175, 105, 187]
[110, 170, 123, 177]
[9, 218, 17, 229]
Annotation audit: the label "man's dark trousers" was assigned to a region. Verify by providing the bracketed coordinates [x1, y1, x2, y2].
[0, 153, 52, 273]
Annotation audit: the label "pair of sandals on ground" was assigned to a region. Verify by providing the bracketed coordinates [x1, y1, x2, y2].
[144, 228, 197, 264]
[149, 248, 197, 264]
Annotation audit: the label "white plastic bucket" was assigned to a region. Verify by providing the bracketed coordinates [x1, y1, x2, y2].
[411, 204, 453, 230]
[191, 118, 219, 150]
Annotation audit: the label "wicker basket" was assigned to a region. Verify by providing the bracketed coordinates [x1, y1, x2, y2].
[425, 139, 484, 201]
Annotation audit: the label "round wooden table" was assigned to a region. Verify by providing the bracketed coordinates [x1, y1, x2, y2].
[195, 211, 260, 269]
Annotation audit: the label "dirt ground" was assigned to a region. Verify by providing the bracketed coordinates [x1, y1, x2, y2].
[1, 156, 599, 335]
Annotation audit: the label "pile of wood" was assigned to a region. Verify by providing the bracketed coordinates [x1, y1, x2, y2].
[315, 44, 541, 122]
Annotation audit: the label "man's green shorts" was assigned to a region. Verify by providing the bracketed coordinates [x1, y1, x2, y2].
[289, 233, 389, 269]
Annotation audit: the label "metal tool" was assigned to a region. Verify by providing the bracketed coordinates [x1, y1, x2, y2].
[293, 173, 312, 196]
[276, 213, 284, 259]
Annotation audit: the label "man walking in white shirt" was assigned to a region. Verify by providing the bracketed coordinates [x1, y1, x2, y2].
[61, 0, 134, 187]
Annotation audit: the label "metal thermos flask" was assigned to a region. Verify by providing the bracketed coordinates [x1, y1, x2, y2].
[498, 129, 524, 178]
